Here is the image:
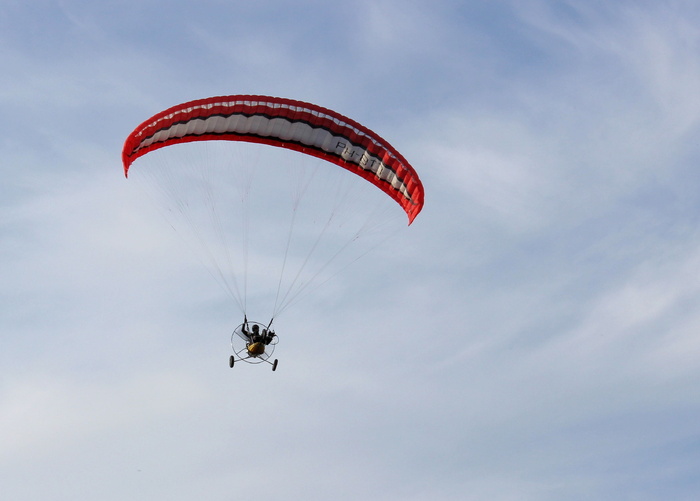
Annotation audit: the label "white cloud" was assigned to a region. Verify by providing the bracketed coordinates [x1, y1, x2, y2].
[0, 370, 206, 461]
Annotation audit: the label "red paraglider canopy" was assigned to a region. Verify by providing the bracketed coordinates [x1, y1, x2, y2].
[122, 95, 424, 223]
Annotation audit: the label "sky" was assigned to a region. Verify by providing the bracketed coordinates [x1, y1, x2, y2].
[2, 0, 700, 499]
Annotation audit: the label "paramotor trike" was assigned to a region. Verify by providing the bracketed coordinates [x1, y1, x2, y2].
[229, 319, 279, 371]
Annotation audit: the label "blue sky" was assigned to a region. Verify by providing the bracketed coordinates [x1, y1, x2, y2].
[3, 1, 700, 499]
